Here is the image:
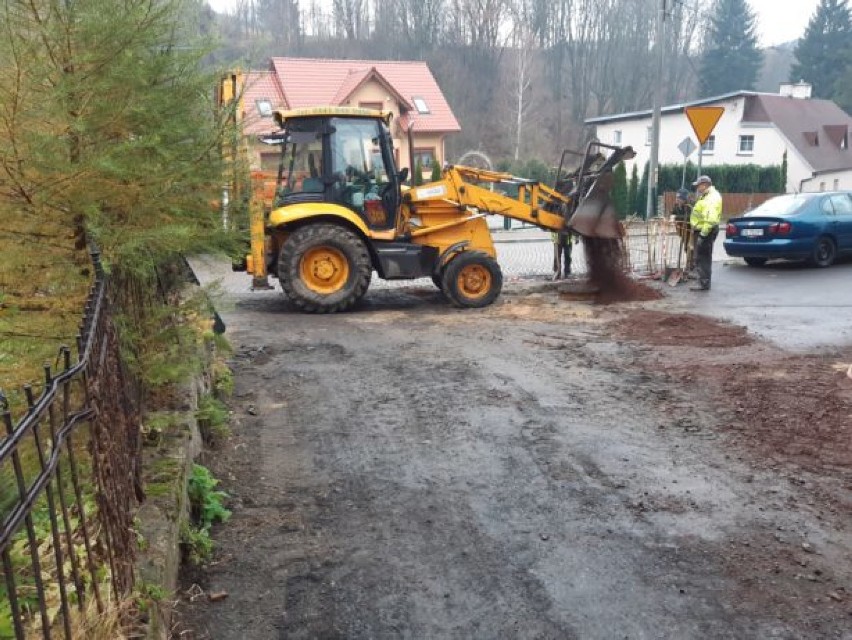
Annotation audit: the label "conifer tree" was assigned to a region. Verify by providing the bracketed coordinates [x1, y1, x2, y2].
[612, 162, 629, 219]
[698, 0, 763, 96]
[627, 164, 639, 217]
[0, 0, 234, 272]
[791, 0, 852, 101]
[636, 162, 650, 218]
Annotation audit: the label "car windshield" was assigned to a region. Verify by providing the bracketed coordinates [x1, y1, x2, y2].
[745, 194, 813, 217]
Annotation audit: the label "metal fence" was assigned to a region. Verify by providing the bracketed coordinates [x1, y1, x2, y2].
[491, 221, 694, 280]
[367, 221, 693, 290]
[0, 246, 141, 639]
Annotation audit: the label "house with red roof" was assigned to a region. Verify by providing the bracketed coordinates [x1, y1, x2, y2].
[235, 57, 460, 175]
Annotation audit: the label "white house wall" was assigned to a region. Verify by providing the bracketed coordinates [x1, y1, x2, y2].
[593, 96, 808, 193]
[800, 169, 852, 192]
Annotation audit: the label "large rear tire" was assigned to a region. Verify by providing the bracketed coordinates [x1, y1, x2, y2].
[441, 251, 503, 308]
[279, 223, 372, 313]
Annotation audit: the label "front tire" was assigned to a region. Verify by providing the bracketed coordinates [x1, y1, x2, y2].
[441, 251, 503, 308]
[744, 257, 767, 267]
[810, 236, 836, 268]
[279, 223, 372, 313]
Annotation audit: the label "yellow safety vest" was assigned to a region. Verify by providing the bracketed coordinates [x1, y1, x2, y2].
[690, 186, 723, 235]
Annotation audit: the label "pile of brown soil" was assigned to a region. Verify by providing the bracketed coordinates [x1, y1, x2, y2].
[717, 358, 852, 472]
[584, 237, 662, 303]
[613, 309, 752, 347]
[614, 307, 852, 477]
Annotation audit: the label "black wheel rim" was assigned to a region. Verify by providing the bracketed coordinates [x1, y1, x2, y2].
[818, 241, 832, 263]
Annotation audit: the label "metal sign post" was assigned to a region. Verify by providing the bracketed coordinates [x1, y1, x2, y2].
[677, 137, 697, 188]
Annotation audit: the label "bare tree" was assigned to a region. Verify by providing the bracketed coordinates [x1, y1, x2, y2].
[506, 0, 537, 160]
[259, 0, 303, 49]
[332, 0, 368, 40]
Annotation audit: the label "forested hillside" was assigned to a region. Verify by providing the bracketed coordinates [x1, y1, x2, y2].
[197, 0, 838, 167]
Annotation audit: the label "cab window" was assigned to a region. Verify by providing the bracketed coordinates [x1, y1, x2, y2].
[330, 118, 392, 224]
[280, 121, 324, 196]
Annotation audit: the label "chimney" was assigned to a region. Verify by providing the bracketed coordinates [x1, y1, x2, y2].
[779, 81, 813, 99]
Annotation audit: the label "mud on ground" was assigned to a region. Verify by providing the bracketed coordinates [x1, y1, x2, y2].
[173, 280, 852, 640]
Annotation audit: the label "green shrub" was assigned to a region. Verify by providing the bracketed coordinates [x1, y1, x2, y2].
[187, 464, 231, 531]
[182, 464, 230, 564]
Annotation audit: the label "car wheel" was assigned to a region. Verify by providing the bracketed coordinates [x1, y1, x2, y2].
[743, 257, 767, 267]
[810, 236, 837, 268]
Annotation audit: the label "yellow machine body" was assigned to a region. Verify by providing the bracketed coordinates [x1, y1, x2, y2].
[229, 105, 631, 311]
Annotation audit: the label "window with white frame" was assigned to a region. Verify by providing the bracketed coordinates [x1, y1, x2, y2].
[702, 135, 715, 153]
[834, 179, 840, 190]
[738, 135, 755, 154]
[614, 130, 622, 145]
[412, 97, 430, 114]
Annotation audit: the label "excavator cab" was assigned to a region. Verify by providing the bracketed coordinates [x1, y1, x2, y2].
[272, 110, 404, 231]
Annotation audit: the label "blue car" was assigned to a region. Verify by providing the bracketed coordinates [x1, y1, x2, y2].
[724, 192, 852, 267]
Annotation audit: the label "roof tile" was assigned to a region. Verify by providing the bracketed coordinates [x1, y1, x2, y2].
[268, 57, 460, 133]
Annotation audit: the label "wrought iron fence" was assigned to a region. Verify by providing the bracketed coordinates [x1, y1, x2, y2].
[1, 246, 141, 639]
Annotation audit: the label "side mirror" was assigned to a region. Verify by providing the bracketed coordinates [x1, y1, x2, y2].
[397, 167, 409, 184]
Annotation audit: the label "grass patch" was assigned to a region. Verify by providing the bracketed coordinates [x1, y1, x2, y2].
[195, 393, 230, 444]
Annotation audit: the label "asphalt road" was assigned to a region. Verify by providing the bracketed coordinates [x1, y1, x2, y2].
[492, 230, 852, 352]
[177, 255, 852, 640]
[670, 253, 852, 352]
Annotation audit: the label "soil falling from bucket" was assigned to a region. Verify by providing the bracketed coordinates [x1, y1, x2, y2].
[583, 237, 662, 303]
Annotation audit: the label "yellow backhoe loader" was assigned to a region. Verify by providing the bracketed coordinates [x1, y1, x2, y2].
[235, 106, 634, 312]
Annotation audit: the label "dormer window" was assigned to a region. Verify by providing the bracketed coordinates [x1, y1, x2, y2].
[412, 97, 430, 114]
[256, 99, 273, 117]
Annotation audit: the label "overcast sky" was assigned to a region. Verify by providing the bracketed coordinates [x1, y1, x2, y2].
[204, 0, 823, 48]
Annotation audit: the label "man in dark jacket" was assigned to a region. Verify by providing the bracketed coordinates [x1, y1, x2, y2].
[672, 188, 694, 272]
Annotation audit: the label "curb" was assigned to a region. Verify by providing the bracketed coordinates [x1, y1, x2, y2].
[493, 237, 552, 244]
[135, 376, 205, 639]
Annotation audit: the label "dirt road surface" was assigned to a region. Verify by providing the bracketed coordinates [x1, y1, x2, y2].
[177, 259, 852, 639]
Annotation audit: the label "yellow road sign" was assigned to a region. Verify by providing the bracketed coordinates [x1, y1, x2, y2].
[685, 106, 725, 145]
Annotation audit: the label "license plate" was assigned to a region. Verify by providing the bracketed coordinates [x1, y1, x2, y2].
[742, 228, 763, 237]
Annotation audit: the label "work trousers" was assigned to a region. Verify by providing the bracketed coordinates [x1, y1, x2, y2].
[693, 226, 718, 289]
[553, 237, 573, 279]
[675, 221, 694, 271]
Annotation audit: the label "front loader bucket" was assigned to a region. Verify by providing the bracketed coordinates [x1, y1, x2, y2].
[568, 172, 622, 239]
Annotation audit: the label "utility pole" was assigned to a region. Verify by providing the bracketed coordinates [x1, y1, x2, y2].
[646, 0, 666, 219]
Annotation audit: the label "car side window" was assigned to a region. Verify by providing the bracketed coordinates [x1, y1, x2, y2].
[820, 198, 835, 215]
[829, 194, 852, 215]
